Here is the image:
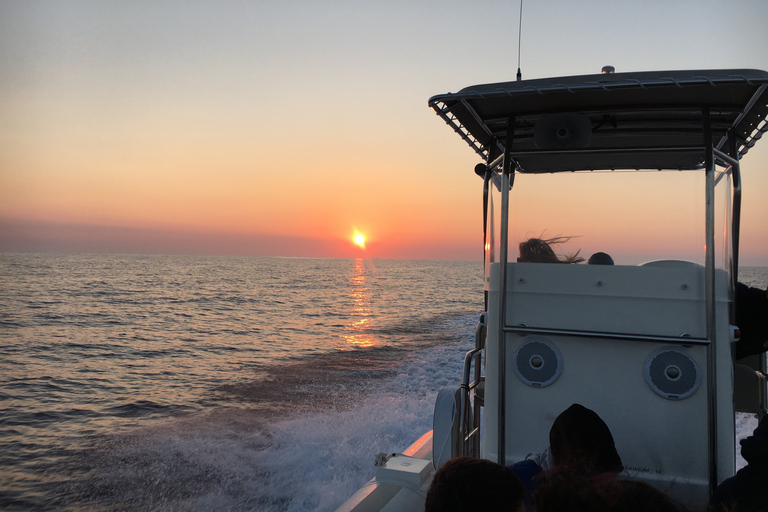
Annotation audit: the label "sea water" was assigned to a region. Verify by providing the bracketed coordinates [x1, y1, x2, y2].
[0, 254, 483, 511]
[0, 254, 765, 511]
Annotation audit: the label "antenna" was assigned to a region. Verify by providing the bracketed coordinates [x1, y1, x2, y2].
[516, 0, 523, 81]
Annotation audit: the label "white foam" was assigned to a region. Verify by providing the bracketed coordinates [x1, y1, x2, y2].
[255, 320, 477, 511]
[735, 412, 759, 470]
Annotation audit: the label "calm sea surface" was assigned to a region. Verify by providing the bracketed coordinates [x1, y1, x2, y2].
[0, 254, 765, 511]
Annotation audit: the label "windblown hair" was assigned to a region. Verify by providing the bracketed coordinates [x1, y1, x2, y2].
[518, 236, 585, 264]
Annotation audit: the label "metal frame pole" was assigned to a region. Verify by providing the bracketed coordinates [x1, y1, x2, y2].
[496, 119, 515, 465]
[728, 132, 742, 292]
[703, 108, 719, 493]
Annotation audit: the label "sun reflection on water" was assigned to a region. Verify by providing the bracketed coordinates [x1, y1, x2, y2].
[340, 258, 379, 348]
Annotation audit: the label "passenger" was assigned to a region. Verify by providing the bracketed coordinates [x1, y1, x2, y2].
[548, 403, 624, 478]
[425, 456, 525, 512]
[588, 252, 614, 265]
[734, 282, 768, 359]
[710, 415, 768, 512]
[518, 237, 585, 264]
[510, 404, 622, 509]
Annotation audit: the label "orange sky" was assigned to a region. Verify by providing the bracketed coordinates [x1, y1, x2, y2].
[1, 0, 767, 263]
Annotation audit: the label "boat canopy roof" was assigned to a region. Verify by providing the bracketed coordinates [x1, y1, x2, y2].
[429, 69, 768, 172]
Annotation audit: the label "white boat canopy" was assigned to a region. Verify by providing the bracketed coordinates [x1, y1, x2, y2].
[428, 69, 768, 172]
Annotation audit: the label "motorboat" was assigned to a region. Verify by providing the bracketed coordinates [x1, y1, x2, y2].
[336, 68, 768, 512]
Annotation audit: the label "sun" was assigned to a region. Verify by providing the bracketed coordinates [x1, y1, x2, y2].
[354, 234, 365, 246]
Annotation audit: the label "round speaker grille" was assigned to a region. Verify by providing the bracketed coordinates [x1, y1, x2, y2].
[644, 347, 701, 400]
[513, 337, 563, 387]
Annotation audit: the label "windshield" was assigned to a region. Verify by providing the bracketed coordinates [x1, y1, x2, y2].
[506, 170, 706, 266]
[715, 166, 736, 306]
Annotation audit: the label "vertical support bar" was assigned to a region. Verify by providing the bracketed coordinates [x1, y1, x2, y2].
[728, 131, 743, 477]
[729, 130, 741, 289]
[703, 108, 719, 494]
[496, 118, 515, 465]
[482, 168, 491, 313]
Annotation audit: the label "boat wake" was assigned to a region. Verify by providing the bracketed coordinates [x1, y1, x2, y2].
[54, 317, 477, 511]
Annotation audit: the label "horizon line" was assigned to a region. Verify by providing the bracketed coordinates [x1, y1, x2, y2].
[0, 218, 481, 261]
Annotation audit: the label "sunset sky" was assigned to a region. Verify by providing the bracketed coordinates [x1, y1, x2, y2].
[1, 0, 767, 263]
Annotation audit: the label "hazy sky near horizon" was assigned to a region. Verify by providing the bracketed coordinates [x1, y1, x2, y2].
[1, 0, 768, 262]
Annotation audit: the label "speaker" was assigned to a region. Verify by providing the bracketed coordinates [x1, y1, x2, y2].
[644, 347, 702, 400]
[513, 337, 563, 387]
[534, 113, 592, 149]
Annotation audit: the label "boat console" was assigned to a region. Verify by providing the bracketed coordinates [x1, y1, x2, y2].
[485, 261, 732, 508]
[336, 68, 768, 512]
[429, 68, 768, 510]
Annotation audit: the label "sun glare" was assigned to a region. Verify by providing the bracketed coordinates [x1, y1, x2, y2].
[354, 234, 365, 246]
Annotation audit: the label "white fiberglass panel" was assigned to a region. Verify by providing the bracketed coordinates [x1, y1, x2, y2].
[505, 262, 710, 338]
[482, 261, 735, 510]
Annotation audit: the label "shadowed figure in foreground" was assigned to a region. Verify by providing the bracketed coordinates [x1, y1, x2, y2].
[548, 403, 624, 478]
[710, 415, 768, 512]
[425, 456, 525, 512]
[511, 403, 624, 509]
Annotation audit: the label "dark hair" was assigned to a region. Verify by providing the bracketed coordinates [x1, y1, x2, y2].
[425, 456, 524, 512]
[549, 404, 623, 475]
[534, 470, 610, 512]
[535, 471, 684, 512]
[518, 237, 584, 264]
[611, 480, 685, 512]
[588, 252, 614, 265]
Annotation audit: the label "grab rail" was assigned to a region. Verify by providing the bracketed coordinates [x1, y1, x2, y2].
[504, 325, 711, 346]
[459, 347, 483, 457]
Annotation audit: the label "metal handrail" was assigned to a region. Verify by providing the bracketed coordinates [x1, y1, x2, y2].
[459, 347, 483, 457]
[504, 325, 711, 346]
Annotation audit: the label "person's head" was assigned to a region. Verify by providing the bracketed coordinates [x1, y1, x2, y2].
[518, 236, 584, 264]
[425, 456, 525, 512]
[548, 404, 623, 475]
[588, 252, 614, 265]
